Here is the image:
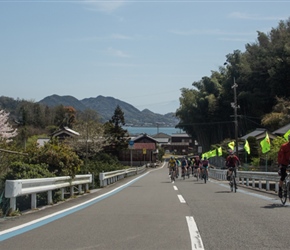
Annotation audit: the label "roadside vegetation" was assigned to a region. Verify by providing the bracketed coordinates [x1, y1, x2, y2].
[0, 105, 129, 215]
[176, 18, 290, 166]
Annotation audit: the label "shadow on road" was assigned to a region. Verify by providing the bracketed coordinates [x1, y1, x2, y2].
[261, 203, 288, 209]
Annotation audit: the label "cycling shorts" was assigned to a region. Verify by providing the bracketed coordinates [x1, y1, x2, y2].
[280, 165, 287, 181]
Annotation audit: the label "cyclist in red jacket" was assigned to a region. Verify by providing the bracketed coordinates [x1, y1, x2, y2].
[277, 135, 290, 198]
[225, 150, 240, 181]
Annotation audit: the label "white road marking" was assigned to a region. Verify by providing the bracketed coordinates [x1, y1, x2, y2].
[173, 185, 178, 191]
[186, 216, 205, 250]
[178, 194, 186, 203]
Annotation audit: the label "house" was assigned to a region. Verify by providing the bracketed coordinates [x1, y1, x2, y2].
[37, 126, 80, 147]
[119, 133, 158, 165]
[51, 126, 80, 141]
[151, 132, 171, 147]
[164, 133, 194, 154]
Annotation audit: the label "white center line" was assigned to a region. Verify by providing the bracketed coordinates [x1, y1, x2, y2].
[173, 185, 178, 191]
[177, 194, 186, 203]
[186, 216, 205, 250]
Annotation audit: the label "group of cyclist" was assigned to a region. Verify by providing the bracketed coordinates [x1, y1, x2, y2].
[168, 134, 290, 199]
[168, 150, 241, 185]
[168, 155, 210, 183]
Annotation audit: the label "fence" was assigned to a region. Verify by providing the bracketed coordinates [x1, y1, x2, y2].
[209, 169, 280, 193]
[99, 165, 147, 187]
[5, 174, 92, 212]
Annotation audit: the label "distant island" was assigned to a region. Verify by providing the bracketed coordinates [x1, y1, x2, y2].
[39, 94, 179, 126]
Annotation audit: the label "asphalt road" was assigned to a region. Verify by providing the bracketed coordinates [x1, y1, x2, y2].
[1, 163, 290, 250]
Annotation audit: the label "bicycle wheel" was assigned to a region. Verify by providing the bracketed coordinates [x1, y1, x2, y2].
[232, 172, 237, 193]
[171, 171, 175, 183]
[281, 181, 287, 205]
[229, 174, 233, 192]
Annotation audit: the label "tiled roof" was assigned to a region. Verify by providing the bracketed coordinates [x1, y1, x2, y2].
[171, 133, 190, 138]
[240, 128, 266, 140]
[273, 123, 290, 135]
[132, 134, 158, 143]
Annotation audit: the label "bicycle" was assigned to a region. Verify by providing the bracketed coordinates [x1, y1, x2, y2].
[201, 167, 208, 184]
[227, 167, 237, 192]
[181, 167, 187, 180]
[170, 167, 176, 183]
[193, 167, 199, 181]
[186, 166, 191, 179]
[280, 166, 290, 205]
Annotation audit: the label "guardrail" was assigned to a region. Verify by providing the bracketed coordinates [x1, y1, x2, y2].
[209, 169, 280, 193]
[99, 165, 147, 187]
[5, 174, 92, 212]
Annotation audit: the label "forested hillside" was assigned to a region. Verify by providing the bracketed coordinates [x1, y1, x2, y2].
[176, 18, 290, 150]
[0, 94, 179, 134]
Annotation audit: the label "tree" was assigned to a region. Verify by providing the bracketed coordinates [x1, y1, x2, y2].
[0, 109, 18, 143]
[66, 109, 109, 171]
[103, 105, 129, 157]
[261, 97, 290, 130]
[26, 137, 83, 178]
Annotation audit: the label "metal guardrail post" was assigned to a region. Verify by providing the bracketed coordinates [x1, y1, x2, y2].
[48, 190, 53, 204]
[31, 193, 37, 209]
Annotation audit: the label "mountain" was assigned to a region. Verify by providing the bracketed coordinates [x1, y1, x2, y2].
[38, 94, 179, 126]
[39, 95, 88, 111]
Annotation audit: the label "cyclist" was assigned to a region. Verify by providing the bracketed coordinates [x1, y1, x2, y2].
[201, 157, 209, 180]
[186, 157, 192, 178]
[277, 134, 290, 198]
[193, 156, 202, 177]
[175, 157, 181, 178]
[191, 157, 196, 175]
[225, 150, 240, 187]
[181, 157, 188, 179]
[168, 156, 177, 183]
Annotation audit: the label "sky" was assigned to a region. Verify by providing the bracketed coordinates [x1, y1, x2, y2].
[1, 1, 289, 115]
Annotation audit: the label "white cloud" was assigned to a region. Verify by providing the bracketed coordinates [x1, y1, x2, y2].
[107, 47, 131, 58]
[169, 29, 254, 36]
[110, 33, 133, 40]
[228, 12, 286, 21]
[81, 0, 126, 13]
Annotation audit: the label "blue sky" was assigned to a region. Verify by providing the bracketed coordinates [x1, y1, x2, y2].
[1, 1, 289, 114]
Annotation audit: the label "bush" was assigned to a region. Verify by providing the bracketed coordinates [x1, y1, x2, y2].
[0, 162, 56, 214]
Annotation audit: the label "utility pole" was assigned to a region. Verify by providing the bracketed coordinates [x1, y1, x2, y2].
[231, 78, 239, 156]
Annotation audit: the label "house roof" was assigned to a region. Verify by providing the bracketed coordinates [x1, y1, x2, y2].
[171, 133, 190, 138]
[155, 138, 169, 144]
[151, 132, 171, 138]
[273, 123, 290, 136]
[131, 133, 158, 143]
[240, 128, 276, 140]
[51, 126, 80, 137]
